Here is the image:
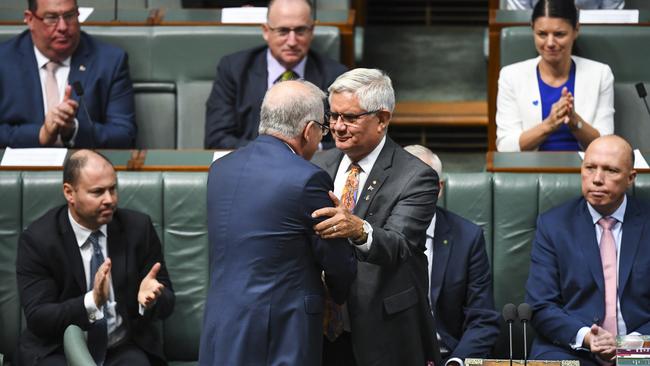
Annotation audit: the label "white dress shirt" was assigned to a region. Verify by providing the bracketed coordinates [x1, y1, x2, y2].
[266, 49, 307, 89]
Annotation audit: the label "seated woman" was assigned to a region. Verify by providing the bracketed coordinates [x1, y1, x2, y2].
[496, 0, 614, 151]
[507, 0, 624, 10]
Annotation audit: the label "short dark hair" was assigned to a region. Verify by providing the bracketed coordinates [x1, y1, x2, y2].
[28, 0, 78, 13]
[532, 0, 578, 29]
[63, 150, 113, 187]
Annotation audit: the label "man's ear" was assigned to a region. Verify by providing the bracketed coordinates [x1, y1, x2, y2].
[376, 110, 391, 131]
[262, 23, 270, 42]
[302, 121, 315, 142]
[62, 183, 74, 204]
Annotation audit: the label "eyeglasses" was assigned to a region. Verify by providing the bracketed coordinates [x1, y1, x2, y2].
[267, 25, 314, 38]
[309, 120, 330, 136]
[32, 9, 79, 26]
[326, 110, 380, 126]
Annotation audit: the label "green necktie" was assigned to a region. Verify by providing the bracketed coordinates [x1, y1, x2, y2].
[276, 70, 299, 83]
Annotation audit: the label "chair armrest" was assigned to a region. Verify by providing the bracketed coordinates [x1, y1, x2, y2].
[63, 325, 95, 366]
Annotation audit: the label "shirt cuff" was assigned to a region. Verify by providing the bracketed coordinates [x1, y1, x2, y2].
[84, 291, 104, 323]
[572, 326, 591, 350]
[64, 118, 79, 147]
[445, 357, 464, 366]
[348, 220, 373, 253]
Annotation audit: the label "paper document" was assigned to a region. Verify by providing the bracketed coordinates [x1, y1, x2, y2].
[579, 10, 639, 24]
[1, 147, 67, 167]
[221, 7, 267, 23]
[213, 150, 232, 162]
[578, 149, 650, 169]
[78, 7, 94, 23]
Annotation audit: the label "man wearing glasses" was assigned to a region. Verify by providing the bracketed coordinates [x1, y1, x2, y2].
[204, 0, 346, 149]
[311, 68, 442, 366]
[0, 0, 136, 148]
[199, 80, 356, 365]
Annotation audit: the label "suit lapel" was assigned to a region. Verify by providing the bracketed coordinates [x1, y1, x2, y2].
[431, 209, 452, 305]
[579, 201, 605, 294]
[107, 216, 128, 304]
[619, 198, 644, 292]
[303, 51, 323, 86]
[353, 138, 394, 219]
[251, 49, 270, 108]
[19, 34, 45, 121]
[69, 34, 93, 102]
[322, 150, 345, 180]
[58, 209, 87, 292]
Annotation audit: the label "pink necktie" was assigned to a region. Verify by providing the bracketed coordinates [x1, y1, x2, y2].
[598, 216, 618, 336]
[44, 61, 60, 112]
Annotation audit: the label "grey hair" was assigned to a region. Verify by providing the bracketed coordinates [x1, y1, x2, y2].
[328, 68, 395, 113]
[404, 144, 443, 177]
[259, 80, 326, 138]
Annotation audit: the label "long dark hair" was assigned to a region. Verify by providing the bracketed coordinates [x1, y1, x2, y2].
[531, 0, 578, 29]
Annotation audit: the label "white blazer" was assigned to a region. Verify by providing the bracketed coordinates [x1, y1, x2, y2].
[496, 55, 614, 152]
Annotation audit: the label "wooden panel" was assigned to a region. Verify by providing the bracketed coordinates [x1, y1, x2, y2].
[392, 101, 488, 127]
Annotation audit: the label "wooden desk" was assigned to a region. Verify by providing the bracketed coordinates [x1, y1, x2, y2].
[0, 149, 137, 171]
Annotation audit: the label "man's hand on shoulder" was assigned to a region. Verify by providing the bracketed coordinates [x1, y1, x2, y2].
[93, 258, 112, 308]
[583, 324, 616, 362]
[138, 262, 165, 309]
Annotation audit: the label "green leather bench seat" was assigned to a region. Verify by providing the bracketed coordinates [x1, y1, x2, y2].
[0, 25, 342, 149]
[4, 170, 650, 363]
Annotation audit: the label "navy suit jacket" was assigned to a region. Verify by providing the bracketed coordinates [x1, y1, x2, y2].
[0, 30, 136, 148]
[431, 207, 500, 361]
[198, 135, 356, 365]
[204, 45, 347, 149]
[312, 137, 442, 366]
[15, 206, 174, 366]
[526, 196, 650, 364]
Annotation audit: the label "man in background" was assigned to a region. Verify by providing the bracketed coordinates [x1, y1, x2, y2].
[507, 0, 624, 9]
[405, 144, 501, 366]
[204, 0, 346, 149]
[0, 0, 136, 148]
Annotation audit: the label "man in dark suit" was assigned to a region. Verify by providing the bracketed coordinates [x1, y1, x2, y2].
[526, 135, 650, 365]
[405, 144, 501, 366]
[311, 68, 441, 366]
[0, 0, 136, 148]
[204, 0, 347, 149]
[15, 150, 174, 365]
[198, 80, 356, 365]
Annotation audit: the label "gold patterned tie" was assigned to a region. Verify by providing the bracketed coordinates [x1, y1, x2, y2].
[323, 163, 361, 342]
[275, 69, 299, 83]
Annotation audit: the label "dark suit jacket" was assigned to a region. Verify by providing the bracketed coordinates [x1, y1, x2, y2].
[198, 135, 356, 365]
[15, 206, 174, 366]
[312, 137, 442, 366]
[0, 30, 136, 148]
[431, 207, 500, 361]
[526, 196, 650, 365]
[204, 45, 347, 149]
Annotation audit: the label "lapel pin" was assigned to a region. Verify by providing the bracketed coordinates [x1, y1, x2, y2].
[532, 100, 539, 106]
[368, 186, 374, 191]
[364, 195, 370, 201]
[443, 239, 448, 245]
[79, 65, 86, 72]
[372, 180, 377, 185]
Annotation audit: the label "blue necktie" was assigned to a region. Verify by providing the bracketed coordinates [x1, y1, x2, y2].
[87, 231, 107, 365]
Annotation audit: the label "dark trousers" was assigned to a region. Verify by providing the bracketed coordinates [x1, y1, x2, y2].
[323, 331, 357, 366]
[36, 342, 150, 366]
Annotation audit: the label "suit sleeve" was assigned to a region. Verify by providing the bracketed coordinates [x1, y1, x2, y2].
[135, 215, 174, 321]
[16, 229, 91, 339]
[88, 50, 136, 148]
[204, 56, 248, 149]
[451, 226, 501, 359]
[0, 122, 42, 147]
[302, 170, 356, 304]
[525, 214, 587, 346]
[364, 164, 438, 267]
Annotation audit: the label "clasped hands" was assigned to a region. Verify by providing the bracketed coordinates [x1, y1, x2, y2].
[583, 324, 617, 362]
[312, 191, 364, 241]
[93, 258, 165, 310]
[39, 85, 78, 146]
[545, 86, 584, 133]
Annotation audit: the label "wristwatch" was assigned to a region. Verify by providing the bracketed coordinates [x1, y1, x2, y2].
[353, 220, 371, 245]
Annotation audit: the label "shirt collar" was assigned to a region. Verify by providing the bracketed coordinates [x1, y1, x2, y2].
[34, 46, 71, 69]
[426, 213, 437, 239]
[587, 195, 627, 225]
[340, 135, 387, 176]
[266, 48, 307, 88]
[68, 209, 107, 248]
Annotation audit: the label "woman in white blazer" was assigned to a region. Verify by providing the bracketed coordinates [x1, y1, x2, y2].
[496, 0, 614, 152]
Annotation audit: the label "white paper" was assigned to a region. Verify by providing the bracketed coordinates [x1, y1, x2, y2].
[579, 10, 638, 24]
[578, 149, 649, 169]
[221, 7, 267, 24]
[78, 7, 94, 23]
[212, 150, 232, 162]
[1, 147, 67, 167]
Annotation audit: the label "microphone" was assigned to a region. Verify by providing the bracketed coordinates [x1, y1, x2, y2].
[502, 303, 518, 366]
[72, 81, 95, 149]
[636, 82, 650, 118]
[518, 303, 532, 366]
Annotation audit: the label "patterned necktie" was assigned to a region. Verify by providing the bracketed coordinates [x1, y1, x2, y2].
[323, 163, 362, 342]
[598, 217, 618, 336]
[87, 231, 108, 365]
[44, 61, 60, 112]
[275, 69, 299, 83]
